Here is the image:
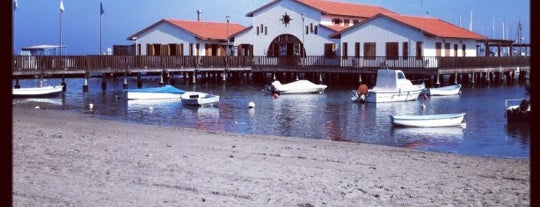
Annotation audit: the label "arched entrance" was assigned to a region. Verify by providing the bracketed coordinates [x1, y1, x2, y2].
[266, 34, 305, 66]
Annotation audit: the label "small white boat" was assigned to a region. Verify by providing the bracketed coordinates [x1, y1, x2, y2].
[390, 113, 466, 128]
[270, 80, 327, 94]
[359, 69, 425, 103]
[13, 85, 63, 97]
[181, 91, 219, 106]
[126, 85, 185, 100]
[505, 98, 530, 123]
[427, 84, 462, 96]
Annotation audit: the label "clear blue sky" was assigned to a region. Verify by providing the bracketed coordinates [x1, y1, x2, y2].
[12, 0, 530, 55]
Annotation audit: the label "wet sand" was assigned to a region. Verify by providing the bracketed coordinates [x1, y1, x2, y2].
[13, 106, 530, 206]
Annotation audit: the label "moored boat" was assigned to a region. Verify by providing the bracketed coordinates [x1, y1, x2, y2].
[427, 84, 462, 96]
[354, 68, 425, 103]
[13, 85, 63, 97]
[126, 84, 185, 100]
[269, 80, 327, 94]
[505, 98, 530, 123]
[181, 91, 220, 106]
[390, 113, 466, 128]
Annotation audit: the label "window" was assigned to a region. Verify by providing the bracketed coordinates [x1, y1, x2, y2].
[279, 44, 287, 56]
[435, 42, 442, 56]
[385, 42, 398, 60]
[445, 43, 451, 56]
[324, 43, 336, 58]
[454, 44, 458, 56]
[364, 42, 376, 60]
[354, 42, 360, 58]
[416, 42, 423, 60]
[342, 42, 348, 58]
[332, 18, 342, 25]
[344, 19, 350, 26]
[462, 44, 466, 56]
[402, 42, 408, 59]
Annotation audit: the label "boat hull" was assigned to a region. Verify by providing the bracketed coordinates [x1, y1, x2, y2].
[428, 84, 461, 96]
[390, 113, 466, 127]
[271, 80, 327, 94]
[126, 85, 184, 100]
[365, 88, 424, 103]
[13, 85, 63, 97]
[127, 92, 182, 100]
[181, 92, 219, 106]
[505, 99, 530, 123]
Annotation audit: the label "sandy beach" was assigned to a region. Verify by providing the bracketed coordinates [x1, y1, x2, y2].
[13, 106, 530, 206]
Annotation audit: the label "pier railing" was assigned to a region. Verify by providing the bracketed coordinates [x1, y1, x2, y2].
[12, 55, 529, 73]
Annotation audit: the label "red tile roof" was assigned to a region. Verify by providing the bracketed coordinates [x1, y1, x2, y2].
[383, 13, 488, 40]
[295, 0, 396, 18]
[165, 19, 246, 41]
[128, 19, 245, 41]
[246, 0, 395, 18]
[330, 13, 488, 40]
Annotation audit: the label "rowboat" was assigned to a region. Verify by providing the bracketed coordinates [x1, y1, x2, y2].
[269, 80, 327, 94]
[427, 84, 462, 96]
[125, 85, 185, 100]
[390, 113, 466, 128]
[181, 91, 220, 106]
[13, 85, 63, 97]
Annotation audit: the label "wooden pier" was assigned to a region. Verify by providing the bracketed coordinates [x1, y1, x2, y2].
[12, 55, 530, 89]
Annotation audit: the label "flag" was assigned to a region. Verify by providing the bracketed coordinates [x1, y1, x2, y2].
[60, 0, 64, 13]
[100, 2, 104, 16]
[13, 0, 18, 11]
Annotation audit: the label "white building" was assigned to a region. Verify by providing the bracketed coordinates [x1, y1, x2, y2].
[128, 0, 488, 62]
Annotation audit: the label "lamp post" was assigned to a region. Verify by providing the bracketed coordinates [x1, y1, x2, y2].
[224, 15, 230, 80]
[226, 16, 230, 56]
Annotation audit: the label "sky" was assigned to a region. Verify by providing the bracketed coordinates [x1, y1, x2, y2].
[11, 0, 530, 55]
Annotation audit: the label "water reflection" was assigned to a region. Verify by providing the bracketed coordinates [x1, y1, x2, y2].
[390, 126, 464, 148]
[505, 122, 530, 145]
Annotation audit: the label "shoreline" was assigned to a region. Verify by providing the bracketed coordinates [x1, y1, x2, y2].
[13, 106, 530, 206]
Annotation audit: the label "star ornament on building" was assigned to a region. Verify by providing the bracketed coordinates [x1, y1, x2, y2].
[280, 12, 292, 26]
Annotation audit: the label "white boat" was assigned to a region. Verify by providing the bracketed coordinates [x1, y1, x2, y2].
[270, 80, 327, 94]
[505, 98, 530, 123]
[357, 69, 425, 103]
[181, 91, 220, 106]
[13, 85, 63, 97]
[390, 113, 466, 128]
[126, 85, 185, 100]
[427, 84, 462, 96]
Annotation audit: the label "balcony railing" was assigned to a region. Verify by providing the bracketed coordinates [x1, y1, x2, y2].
[12, 55, 530, 72]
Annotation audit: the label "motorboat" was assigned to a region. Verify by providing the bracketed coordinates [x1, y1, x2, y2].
[181, 91, 220, 106]
[125, 84, 185, 100]
[505, 98, 530, 123]
[13, 85, 63, 97]
[427, 84, 462, 96]
[269, 80, 327, 94]
[390, 113, 466, 128]
[356, 69, 425, 103]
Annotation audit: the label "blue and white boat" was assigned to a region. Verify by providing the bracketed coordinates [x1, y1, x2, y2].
[126, 85, 185, 100]
[390, 113, 466, 128]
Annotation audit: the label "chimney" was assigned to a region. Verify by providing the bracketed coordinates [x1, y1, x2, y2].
[197, 10, 202, 21]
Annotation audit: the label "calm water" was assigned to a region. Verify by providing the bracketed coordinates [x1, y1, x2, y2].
[12, 76, 531, 158]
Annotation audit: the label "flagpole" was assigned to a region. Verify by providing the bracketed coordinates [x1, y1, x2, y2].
[59, 0, 63, 69]
[100, 1, 102, 55]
